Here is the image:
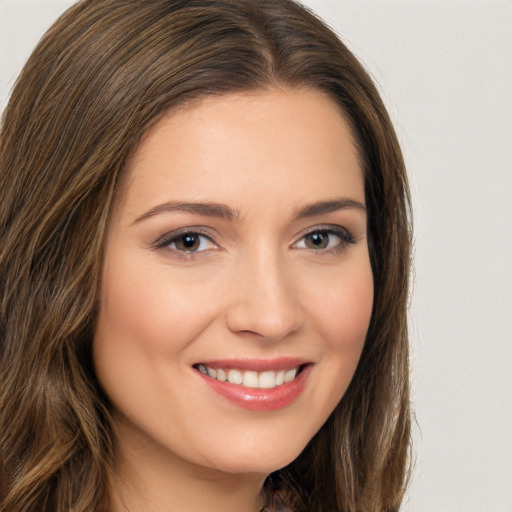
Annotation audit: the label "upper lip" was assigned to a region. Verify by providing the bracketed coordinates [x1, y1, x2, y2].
[194, 357, 311, 372]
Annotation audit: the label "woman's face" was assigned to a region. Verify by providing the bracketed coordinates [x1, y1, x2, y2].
[94, 88, 373, 478]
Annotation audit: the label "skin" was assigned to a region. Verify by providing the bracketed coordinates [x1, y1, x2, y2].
[94, 88, 374, 512]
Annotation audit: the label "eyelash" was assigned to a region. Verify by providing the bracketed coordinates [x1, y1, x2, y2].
[152, 225, 356, 259]
[153, 228, 217, 259]
[293, 226, 356, 253]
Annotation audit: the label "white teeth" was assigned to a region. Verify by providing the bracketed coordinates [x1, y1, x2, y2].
[242, 371, 259, 388]
[228, 369, 243, 385]
[284, 368, 298, 383]
[198, 364, 301, 388]
[259, 371, 277, 389]
[216, 368, 227, 382]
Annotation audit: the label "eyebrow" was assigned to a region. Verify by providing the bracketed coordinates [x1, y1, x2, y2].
[132, 202, 238, 224]
[295, 198, 366, 218]
[132, 197, 366, 225]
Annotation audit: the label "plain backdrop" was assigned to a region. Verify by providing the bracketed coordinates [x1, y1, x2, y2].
[1, 1, 511, 511]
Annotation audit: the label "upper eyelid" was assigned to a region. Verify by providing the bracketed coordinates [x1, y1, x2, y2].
[293, 224, 354, 240]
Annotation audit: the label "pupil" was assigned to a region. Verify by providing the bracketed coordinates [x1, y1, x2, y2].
[308, 232, 328, 249]
[312, 233, 324, 245]
[181, 235, 199, 250]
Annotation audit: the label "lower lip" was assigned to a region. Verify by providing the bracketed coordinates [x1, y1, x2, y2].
[196, 366, 311, 411]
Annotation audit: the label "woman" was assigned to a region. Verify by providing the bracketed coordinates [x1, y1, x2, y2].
[0, 0, 412, 511]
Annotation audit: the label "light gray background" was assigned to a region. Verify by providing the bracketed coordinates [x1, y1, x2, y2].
[1, 1, 511, 510]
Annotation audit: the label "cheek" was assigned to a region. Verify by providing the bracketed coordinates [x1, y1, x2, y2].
[92, 257, 220, 449]
[327, 275, 373, 346]
[302, 258, 374, 408]
[311, 260, 374, 351]
[95, 253, 219, 359]
[92, 256, 195, 414]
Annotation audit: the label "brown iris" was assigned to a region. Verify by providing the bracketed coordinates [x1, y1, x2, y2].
[175, 234, 201, 251]
[304, 231, 330, 249]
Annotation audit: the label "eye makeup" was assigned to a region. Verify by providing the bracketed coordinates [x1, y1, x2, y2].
[149, 222, 358, 262]
[293, 224, 356, 254]
[150, 226, 220, 261]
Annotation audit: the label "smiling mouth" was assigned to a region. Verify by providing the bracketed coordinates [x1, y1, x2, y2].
[194, 364, 306, 390]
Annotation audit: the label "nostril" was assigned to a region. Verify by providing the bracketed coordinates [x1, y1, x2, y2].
[226, 303, 304, 341]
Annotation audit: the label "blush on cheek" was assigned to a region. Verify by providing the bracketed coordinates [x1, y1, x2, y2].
[320, 272, 374, 349]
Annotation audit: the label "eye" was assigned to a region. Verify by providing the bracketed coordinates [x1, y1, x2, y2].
[171, 233, 211, 252]
[294, 227, 354, 252]
[154, 230, 217, 253]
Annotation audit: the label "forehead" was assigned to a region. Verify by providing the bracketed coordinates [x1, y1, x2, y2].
[117, 88, 364, 218]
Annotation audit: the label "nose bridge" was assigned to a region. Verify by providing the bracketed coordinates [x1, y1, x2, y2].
[226, 243, 303, 340]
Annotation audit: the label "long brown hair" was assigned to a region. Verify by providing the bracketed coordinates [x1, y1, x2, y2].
[0, 1, 412, 510]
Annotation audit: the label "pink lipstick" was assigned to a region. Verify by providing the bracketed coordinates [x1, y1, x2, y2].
[193, 358, 312, 411]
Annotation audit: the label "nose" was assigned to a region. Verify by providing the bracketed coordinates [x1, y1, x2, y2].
[225, 250, 304, 341]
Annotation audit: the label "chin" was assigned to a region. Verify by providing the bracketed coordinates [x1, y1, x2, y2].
[200, 434, 309, 476]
